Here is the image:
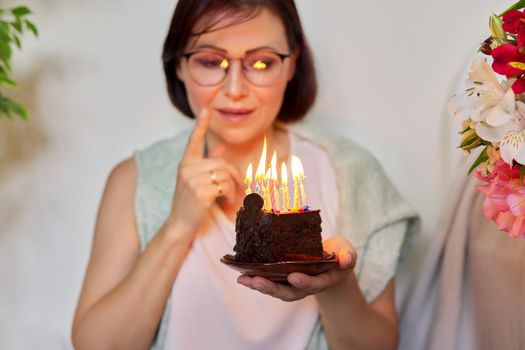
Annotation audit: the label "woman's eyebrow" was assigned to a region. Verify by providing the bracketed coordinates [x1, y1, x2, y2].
[189, 44, 227, 53]
[190, 44, 284, 54]
[246, 45, 282, 53]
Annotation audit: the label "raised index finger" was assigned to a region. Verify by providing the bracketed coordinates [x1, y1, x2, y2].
[182, 109, 211, 162]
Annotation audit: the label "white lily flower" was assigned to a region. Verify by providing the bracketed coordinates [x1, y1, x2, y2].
[448, 58, 525, 143]
[499, 130, 525, 165]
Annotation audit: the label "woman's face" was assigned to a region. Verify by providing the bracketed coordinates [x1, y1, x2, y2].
[177, 8, 296, 146]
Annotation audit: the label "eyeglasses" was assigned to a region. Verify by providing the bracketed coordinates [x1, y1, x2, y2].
[181, 51, 291, 86]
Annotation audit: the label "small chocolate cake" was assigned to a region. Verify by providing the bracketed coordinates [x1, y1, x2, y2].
[234, 193, 323, 263]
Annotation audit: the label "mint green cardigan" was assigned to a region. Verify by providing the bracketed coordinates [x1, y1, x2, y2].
[134, 121, 420, 349]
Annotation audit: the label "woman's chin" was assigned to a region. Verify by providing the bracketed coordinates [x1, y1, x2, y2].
[210, 129, 261, 147]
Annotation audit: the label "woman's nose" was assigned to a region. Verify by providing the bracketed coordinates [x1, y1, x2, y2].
[222, 62, 249, 101]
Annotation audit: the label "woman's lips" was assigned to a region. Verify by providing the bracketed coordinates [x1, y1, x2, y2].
[216, 108, 255, 123]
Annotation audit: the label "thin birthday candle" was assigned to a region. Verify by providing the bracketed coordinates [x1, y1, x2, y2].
[270, 151, 279, 211]
[291, 156, 301, 210]
[255, 137, 267, 197]
[295, 157, 307, 207]
[244, 163, 253, 195]
[281, 162, 290, 211]
[264, 168, 272, 211]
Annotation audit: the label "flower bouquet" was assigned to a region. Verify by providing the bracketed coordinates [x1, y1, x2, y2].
[447, 0, 525, 237]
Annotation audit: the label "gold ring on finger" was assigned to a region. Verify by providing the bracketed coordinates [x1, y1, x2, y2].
[210, 171, 218, 185]
[216, 183, 223, 196]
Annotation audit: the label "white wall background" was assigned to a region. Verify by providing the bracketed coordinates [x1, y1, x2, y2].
[0, 0, 500, 348]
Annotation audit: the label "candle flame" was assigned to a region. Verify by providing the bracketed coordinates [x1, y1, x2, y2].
[281, 162, 288, 185]
[291, 155, 305, 179]
[270, 151, 278, 181]
[244, 163, 253, 183]
[256, 137, 267, 181]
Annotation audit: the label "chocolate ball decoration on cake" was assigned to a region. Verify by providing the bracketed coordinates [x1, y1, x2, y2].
[232, 139, 324, 263]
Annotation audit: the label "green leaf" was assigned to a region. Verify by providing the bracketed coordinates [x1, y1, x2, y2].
[13, 34, 21, 49]
[520, 166, 525, 182]
[0, 74, 16, 87]
[500, 0, 525, 15]
[8, 100, 28, 120]
[0, 22, 11, 41]
[468, 146, 489, 175]
[0, 55, 12, 73]
[24, 20, 38, 37]
[11, 6, 31, 18]
[11, 18, 23, 34]
[0, 41, 12, 62]
[0, 95, 28, 120]
[0, 99, 14, 120]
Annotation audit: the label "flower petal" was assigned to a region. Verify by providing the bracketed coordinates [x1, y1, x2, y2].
[447, 94, 471, 119]
[485, 102, 512, 126]
[509, 215, 525, 237]
[499, 130, 524, 164]
[492, 44, 520, 75]
[496, 211, 514, 232]
[513, 133, 525, 165]
[469, 59, 502, 87]
[512, 77, 525, 94]
[508, 193, 525, 216]
[475, 121, 514, 142]
[482, 196, 500, 220]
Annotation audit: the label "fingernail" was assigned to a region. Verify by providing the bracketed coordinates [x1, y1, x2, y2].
[253, 283, 265, 292]
[289, 275, 302, 286]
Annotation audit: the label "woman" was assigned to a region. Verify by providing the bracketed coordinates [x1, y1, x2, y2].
[72, 1, 419, 349]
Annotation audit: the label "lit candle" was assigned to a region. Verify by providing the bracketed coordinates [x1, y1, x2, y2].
[244, 163, 253, 195]
[291, 156, 301, 211]
[294, 156, 307, 207]
[270, 151, 279, 211]
[281, 162, 290, 211]
[255, 137, 267, 197]
[264, 168, 272, 211]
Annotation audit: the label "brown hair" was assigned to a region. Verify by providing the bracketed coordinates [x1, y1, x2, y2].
[162, 0, 317, 122]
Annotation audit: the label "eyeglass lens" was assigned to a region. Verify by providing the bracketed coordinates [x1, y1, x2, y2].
[187, 51, 286, 86]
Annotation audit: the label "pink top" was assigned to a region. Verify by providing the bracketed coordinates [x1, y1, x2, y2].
[164, 134, 339, 349]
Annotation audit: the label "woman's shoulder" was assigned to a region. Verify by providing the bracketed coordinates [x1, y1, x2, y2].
[135, 129, 192, 162]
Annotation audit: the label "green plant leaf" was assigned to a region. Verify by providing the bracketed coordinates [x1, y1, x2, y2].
[11, 6, 31, 18]
[0, 98, 14, 120]
[0, 74, 16, 87]
[13, 34, 21, 49]
[0, 94, 28, 120]
[8, 100, 28, 120]
[500, 0, 525, 15]
[12, 18, 23, 34]
[0, 21, 11, 41]
[468, 146, 489, 175]
[520, 166, 525, 182]
[0, 41, 12, 63]
[25, 20, 38, 37]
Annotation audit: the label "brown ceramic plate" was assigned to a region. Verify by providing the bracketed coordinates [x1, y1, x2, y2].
[220, 252, 338, 282]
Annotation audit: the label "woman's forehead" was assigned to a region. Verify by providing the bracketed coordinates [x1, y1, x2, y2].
[187, 7, 289, 53]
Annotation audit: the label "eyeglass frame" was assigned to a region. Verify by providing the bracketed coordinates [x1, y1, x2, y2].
[180, 50, 292, 87]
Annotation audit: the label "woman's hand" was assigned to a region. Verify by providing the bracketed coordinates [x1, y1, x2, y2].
[237, 236, 357, 302]
[166, 109, 242, 240]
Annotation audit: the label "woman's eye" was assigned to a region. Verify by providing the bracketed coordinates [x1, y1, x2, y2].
[247, 56, 278, 70]
[195, 56, 227, 69]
